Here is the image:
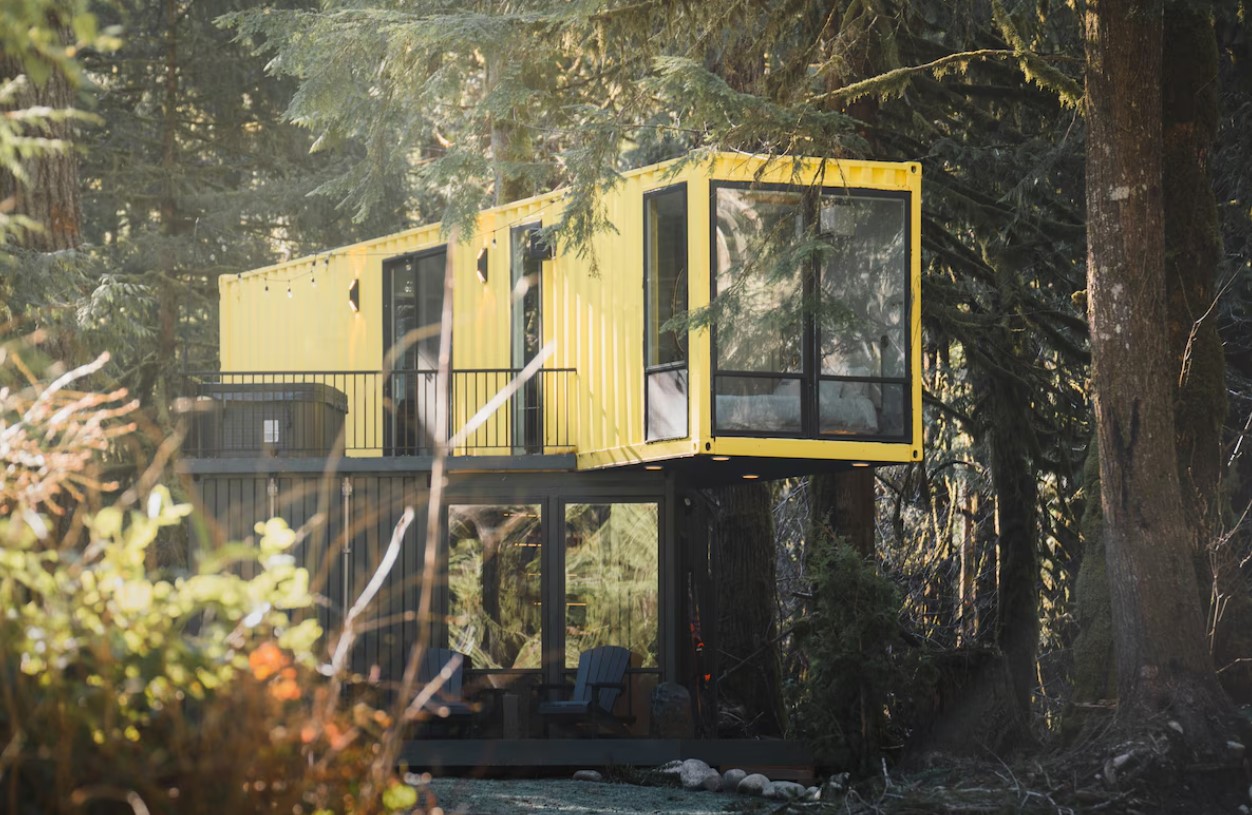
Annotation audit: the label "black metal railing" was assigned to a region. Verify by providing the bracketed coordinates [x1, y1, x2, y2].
[179, 369, 577, 458]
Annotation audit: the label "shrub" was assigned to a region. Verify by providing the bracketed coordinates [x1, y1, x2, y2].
[793, 539, 925, 772]
[0, 345, 421, 815]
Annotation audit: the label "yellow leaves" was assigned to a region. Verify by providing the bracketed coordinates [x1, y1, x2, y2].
[114, 579, 153, 615]
[256, 517, 298, 556]
[278, 619, 323, 658]
[381, 781, 418, 813]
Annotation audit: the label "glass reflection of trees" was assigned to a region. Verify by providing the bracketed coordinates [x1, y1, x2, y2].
[714, 189, 806, 374]
[563, 503, 659, 669]
[817, 196, 906, 380]
[712, 184, 908, 438]
[447, 504, 543, 670]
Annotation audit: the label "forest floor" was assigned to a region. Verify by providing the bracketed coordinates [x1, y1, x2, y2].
[421, 725, 1252, 814]
[423, 757, 1249, 814]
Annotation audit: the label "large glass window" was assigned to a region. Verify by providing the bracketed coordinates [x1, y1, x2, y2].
[563, 503, 659, 669]
[712, 184, 910, 440]
[447, 504, 543, 670]
[714, 189, 805, 375]
[818, 194, 908, 436]
[645, 187, 689, 441]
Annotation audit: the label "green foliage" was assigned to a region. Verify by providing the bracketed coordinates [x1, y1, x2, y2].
[0, 0, 119, 86]
[1, 492, 315, 721]
[0, 349, 418, 815]
[794, 539, 919, 770]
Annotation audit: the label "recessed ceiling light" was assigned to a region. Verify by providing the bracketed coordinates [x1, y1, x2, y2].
[712, 455, 731, 461]
[742, 473, 759, 480]
[645, 465, 663, 471]
[852, 462, 871, 468]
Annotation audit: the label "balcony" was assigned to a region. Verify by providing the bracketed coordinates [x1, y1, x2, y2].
[180, 368, 577, 459]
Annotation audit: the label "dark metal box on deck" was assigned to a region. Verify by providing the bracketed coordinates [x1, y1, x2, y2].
[191, 382, 348, 457]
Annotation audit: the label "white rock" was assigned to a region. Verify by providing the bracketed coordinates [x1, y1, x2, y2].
[805, 786, 820, 802]
[822, 772, 850, 799]
[761, 782, 776, 799]
[737, 773, 771, 796]
[572, 769, 602, 782]
[1111, 752, 1132, 769]
[1238, 806, 1249, 815]
[765, 781, 809, 800]
[722, 768, 746, 790]
[1227, 740, 1245, 757]
[678, 758, 714, 790]
[1167, 720, 1184, 735]
[700, 771, 722, 792]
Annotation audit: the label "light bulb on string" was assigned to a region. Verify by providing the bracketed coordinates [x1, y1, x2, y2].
[287, 284, 293, 298]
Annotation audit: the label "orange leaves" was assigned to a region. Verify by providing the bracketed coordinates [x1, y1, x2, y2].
[248, 642, 301, 701]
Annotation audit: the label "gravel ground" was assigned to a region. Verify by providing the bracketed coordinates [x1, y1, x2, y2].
[423, 777, 739, 815]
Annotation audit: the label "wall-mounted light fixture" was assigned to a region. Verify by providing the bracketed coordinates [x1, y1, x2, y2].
[348, 278, 360, 313]
[476, 247, 489, 283]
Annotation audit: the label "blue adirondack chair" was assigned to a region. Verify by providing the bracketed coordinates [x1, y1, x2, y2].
[535, 645, 632, 735]
[414, 647, 476, 732]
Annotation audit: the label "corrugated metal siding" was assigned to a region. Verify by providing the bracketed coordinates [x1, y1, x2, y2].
[192, 474, 432, 687]
[217, 153, 923, 466]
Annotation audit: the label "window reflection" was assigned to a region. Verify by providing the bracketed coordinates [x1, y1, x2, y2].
[712, 184, 909, 439]
[714, 189, 805, 374]
[564, 503, 659, 669]
[447, 504, 543, 669]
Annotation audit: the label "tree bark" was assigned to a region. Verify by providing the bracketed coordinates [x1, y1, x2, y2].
[0, 43, 81, 252]
[1084, 0, 1235, 745]
[1163, 3, 1226, 542]
[986, 361, 1039, 723]
[808, 470, 875, 557]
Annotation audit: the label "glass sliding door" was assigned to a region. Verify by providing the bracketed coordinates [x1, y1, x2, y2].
[510, 226, 544, 453]
[383, 248, 446, 454]
[644, 186, 689, 441]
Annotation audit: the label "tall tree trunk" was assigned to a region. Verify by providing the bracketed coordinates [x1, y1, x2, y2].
[985, 361, 1039, 723]
[1084, 0, 1236, 747]
[485, 53, 533, 206]
[713, 482, 784, 736]
[1160, 4, 1241, 694]
[151, 0, 181, 427]
[0, 44, 81, 252]
[1069, 443, 1118, 710]
[1163, 2, 1226, 545]
[808, 470, 875, 557]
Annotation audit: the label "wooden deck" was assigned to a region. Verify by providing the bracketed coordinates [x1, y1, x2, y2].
[399, 738, 813, 773]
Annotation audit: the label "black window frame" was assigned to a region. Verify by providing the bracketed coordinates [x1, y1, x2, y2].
[708, 181, 913, 443]
[643, 183, 690, 442]
[382, 245, 449, 455]
[510, 224, 546, 453]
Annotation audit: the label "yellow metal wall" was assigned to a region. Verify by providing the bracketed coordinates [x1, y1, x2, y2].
[219, 152, 922, 467]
